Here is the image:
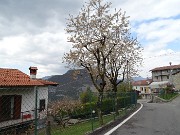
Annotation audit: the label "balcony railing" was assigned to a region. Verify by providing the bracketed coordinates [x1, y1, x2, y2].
[0, 109, 45, 128]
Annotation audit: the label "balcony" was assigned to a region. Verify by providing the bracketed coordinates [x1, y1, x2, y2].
[0, 110, 35, 128]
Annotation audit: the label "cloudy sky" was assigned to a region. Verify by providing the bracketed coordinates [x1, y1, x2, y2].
[0, 0, 180, 78]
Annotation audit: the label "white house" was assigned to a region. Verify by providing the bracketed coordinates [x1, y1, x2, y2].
[0, 67, 58, 131]
[132, 79, 152, 99]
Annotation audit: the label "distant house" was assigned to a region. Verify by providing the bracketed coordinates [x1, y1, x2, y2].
[173, 71, 180, 90]
[0, 67, 58, 131]
[150, 64, 180, 92]
[132, 79, 152, 99]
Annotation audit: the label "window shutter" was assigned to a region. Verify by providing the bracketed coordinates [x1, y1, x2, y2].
[14, 95, 22, 119]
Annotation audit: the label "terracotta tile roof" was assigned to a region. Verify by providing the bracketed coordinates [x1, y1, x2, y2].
[132, 79, 152, 86]
[36, 79, 58, 86]
[150, 64, 180, 71]
[0, 68, 58, 87]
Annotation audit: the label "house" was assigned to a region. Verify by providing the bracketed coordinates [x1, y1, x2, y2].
[172, 71, 180, 90]
[0, 67, 58, 133]
[149, 64, 180, 92]
[132, 79, 152, 99]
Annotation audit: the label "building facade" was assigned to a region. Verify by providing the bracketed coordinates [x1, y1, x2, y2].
[132, 79, 152, 99]
[0, 67, 58, 132]
[150, 64, 180, 90]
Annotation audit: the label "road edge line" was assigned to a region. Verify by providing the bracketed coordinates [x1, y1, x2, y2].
[104, 103, 143, 135]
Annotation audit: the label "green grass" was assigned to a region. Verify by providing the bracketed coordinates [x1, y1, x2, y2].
[37, 105, 135, 135]
[50, 115, 114, 135]
[38, 108, 129, 135]
[159, 93, 179, 100]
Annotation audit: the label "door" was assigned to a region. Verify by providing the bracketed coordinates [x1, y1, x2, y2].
[0, 95, 22, 121]
[1, 95, 11, 121]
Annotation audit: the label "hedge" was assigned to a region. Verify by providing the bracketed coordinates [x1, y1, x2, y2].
[70, 96, 133, 119]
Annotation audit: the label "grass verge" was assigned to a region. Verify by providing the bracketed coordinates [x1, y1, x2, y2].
[39, 106, 132, 135]
[159, 93, 179, 100]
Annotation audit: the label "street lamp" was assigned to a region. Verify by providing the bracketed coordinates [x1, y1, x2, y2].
[91, 110, 96, 131]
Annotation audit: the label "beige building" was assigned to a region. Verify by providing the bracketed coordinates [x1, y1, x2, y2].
[173, 71, 180, 90]
[150, 64, 180, 91]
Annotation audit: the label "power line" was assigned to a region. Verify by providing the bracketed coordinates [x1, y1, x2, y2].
[143, 52, 180, 60]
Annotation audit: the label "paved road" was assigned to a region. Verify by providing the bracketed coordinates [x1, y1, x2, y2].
[111, 95, 180, 135]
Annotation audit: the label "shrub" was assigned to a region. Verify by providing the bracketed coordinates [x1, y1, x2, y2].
[70, 96, 132, 118]
[49, 94, 134, 121]
[80, 87, 97, 104]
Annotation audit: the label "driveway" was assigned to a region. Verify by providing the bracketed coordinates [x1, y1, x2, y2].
[110, 95, 180, 135]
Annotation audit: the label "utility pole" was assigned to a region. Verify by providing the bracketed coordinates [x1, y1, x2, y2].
[169, 62, 173, 85]
[127, 60, 130, 91]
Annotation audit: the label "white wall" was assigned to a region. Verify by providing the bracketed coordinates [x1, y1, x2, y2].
[0, 86, 48, 119]
[133, 86, 141, 92]
[133, 85, 151, 94]
[37, 86, 48, 110]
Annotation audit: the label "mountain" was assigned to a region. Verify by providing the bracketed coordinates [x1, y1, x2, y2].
[132, 76, 146, 81]
[42, 76, 53, 80]
[47, 69, 93, 102]
[46, 69, 149, 102]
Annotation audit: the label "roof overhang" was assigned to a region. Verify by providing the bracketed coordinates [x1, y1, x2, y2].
[149, 81, 169, 89]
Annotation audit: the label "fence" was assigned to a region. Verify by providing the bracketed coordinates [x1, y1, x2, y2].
[0, 87, 137, 135]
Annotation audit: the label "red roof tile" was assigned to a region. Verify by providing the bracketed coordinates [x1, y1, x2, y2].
[132, 79, 152, 86]
[36, 79, 58, 86]
[150, 64, 180, 71]
[0, 68, 58, 87]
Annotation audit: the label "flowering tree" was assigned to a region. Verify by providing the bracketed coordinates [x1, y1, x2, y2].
[48, 98, 81, 127]
[105, 36, 142, 114]
[64, 0, 142, 125]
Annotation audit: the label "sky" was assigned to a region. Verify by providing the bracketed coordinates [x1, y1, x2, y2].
[0, 0, 180, 78]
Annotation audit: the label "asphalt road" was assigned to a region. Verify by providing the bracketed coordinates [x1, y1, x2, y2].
[110, 95, 180, 135]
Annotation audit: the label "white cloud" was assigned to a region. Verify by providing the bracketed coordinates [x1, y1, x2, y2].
[0, 31, 72, 77]
[140, 50, 180, 78]
[0, 0, 180, 78]
[136, 19, 180, 42]
[112, 0, 180, 21]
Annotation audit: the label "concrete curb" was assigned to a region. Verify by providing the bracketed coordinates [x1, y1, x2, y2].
[104, 103, 143, 135]
[87, 104, 142, 135]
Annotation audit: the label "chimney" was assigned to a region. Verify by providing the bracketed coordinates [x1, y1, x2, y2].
[29, 67, 38, 79]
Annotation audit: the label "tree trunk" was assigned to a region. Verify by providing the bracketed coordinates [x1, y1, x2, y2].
[97, 92, 103, 125]
[113, 86, 119, 115]
[46, 121, 51, 135]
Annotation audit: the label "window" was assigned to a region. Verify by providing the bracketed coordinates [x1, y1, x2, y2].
[0, 95, 22, 122]
[167, 76, 169, 79]
[39, 99, 46, 112]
